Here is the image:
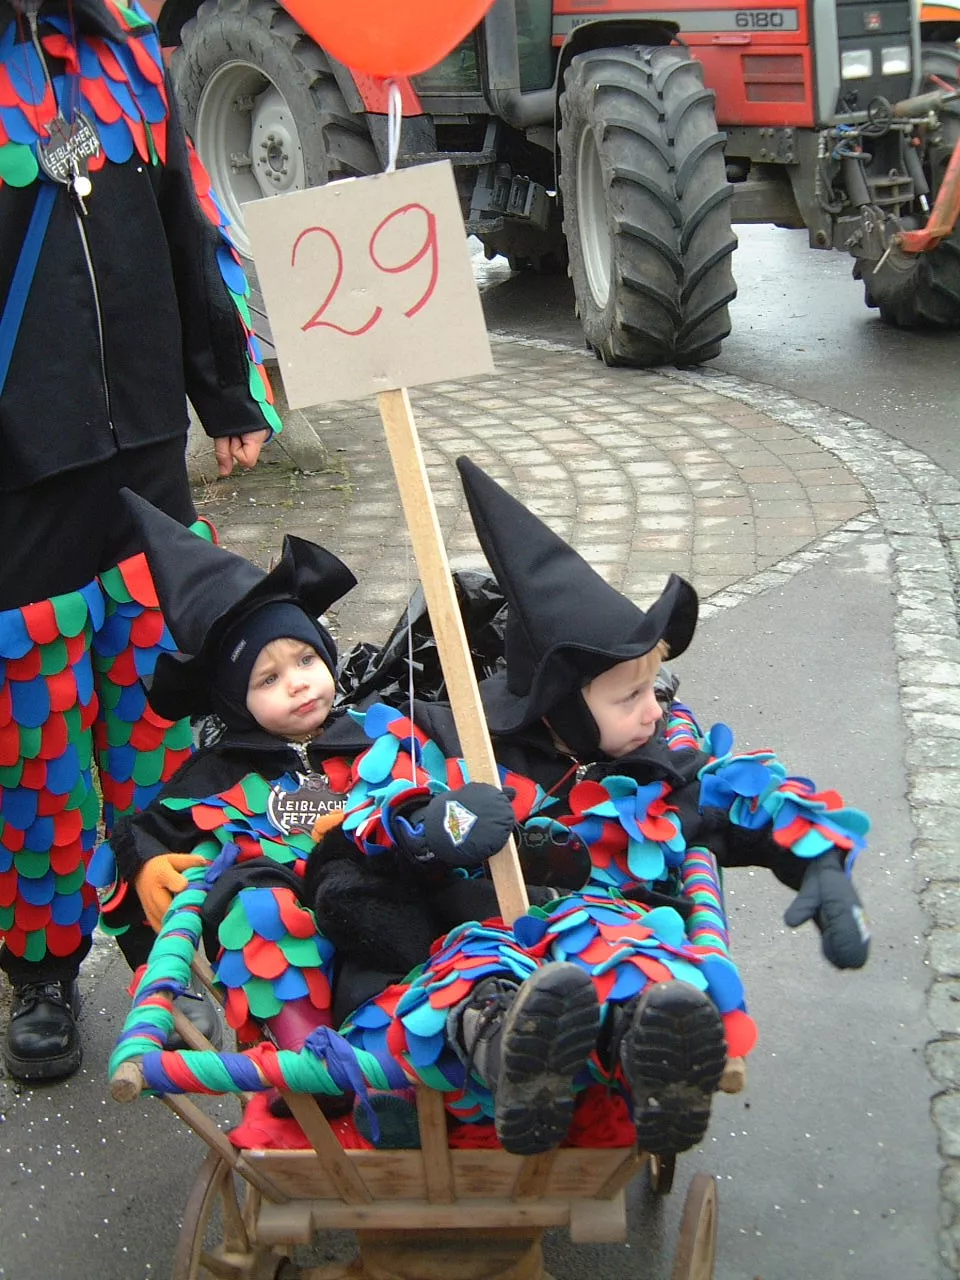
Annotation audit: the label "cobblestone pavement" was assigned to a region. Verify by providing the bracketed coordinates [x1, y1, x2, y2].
[193, 336, 871, 640]
[190, 331, 960, 1273]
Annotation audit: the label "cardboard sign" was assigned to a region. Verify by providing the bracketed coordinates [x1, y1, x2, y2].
[243, 161, 494, 408]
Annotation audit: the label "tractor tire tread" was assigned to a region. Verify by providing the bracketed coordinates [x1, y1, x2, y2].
[559, 43, 735, 368]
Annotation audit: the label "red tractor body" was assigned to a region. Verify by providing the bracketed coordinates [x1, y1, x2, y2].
[143, 0, 960, 364]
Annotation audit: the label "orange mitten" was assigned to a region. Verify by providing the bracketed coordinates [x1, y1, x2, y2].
[135, 853, 209, 932]
[311, 810, 346, 843]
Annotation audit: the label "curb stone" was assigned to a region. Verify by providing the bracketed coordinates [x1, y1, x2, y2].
[667, 361, 960, 1277]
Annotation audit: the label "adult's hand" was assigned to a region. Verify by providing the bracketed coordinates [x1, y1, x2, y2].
[213, 428, 272, 476]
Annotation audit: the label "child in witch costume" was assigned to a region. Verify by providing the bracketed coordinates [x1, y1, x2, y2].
[310, 457, 871, 1158]
[94, 493, 520, 1089]
[0, 0, 277, 1081]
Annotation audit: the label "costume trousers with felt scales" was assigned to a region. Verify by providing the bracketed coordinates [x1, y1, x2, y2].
[339, 877, 759, 1124]
[0, 539, 210, 984]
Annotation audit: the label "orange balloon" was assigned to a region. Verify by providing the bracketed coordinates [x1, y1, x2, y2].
[283, 0, 496, 77]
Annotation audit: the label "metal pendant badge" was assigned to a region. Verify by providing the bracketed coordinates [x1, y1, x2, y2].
[37, 112, 101, 187]
[266, 771, 346, 836]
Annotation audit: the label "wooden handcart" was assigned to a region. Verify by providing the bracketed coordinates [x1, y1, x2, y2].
[113, 960, 720, 1280]
[108, 391, 729, 1280]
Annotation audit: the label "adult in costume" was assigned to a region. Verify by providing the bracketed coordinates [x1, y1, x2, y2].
[0, 0, 279, 1080]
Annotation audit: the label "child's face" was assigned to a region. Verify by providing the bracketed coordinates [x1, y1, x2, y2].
[245, 637, 336, 739]
[581, 652, 663, 758]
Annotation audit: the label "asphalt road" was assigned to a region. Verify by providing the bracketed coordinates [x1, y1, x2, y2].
[476, 224, 960, 479]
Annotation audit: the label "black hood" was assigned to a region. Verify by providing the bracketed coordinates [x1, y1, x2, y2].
[456, 457, 698, 738]
[120, 490, 356, 724]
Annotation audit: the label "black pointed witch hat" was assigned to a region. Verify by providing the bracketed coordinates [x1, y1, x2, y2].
[120, 490, 356, 722]
[456, 457, 698, 734]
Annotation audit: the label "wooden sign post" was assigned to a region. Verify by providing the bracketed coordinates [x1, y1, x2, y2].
[244, 162, 529, 924]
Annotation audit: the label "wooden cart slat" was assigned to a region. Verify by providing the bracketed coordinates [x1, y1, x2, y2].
[257, 1194, 627, 1239]
[242, 1143, 637, 1202]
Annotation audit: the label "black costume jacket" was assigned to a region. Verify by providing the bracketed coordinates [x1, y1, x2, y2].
[107, 697, 847, 1018]
[0, 0, 267, 492]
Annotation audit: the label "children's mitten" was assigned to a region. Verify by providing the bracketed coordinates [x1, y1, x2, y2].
[391, 782, 516, 868]
[783, 848, 870, 969]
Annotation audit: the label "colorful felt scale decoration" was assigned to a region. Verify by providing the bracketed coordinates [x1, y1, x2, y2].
[341, 702, 543, 857]
[215, 885, 333, 1040]
[99, 767, 336, 1034]
[93, 550, 198, 829]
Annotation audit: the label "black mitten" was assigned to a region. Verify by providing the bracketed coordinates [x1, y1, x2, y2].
[428, 878, 559, 932]
[311, 859, 440, 973]
[783, 849, 870, 969]
[392, 782, 516, 869]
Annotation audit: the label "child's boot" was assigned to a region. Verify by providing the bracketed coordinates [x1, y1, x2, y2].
[454, 962, 600, 1156]
[616, 980, 727, 1155]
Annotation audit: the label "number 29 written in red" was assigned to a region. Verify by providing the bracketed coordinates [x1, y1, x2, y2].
[292, 202, 440, 337]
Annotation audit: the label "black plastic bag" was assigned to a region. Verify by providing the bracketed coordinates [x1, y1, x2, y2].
[336, 571, 507, 707]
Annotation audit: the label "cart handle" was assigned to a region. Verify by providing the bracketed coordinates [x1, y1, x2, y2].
[111, 1060, 146, 1102]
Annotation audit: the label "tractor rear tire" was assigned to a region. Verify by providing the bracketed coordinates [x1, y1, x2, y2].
[855, 50, 960, 327]
[920, 42, 960, 93]
[172, 0, 378, 257]
[558, 44, 736, 367]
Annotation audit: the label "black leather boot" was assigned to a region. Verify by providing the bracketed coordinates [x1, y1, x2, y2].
[3, 980, 82, 1083]
[617, 980, 727, 1156]
[456, 962, 600, 1156]
[166, 986, 223, 1051]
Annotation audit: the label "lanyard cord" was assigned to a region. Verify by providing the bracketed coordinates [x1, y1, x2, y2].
[530, 759, 581, 815]
[18, 0, 84, 138]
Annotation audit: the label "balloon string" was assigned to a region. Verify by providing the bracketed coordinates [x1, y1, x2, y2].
[406, 593, 416, 783]
[385, 79, 403, 174]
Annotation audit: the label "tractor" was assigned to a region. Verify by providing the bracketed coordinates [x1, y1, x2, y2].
[142, 0, 960, 368]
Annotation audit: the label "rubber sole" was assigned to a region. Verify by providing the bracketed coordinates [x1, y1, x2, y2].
[3, 1043, 83, 1083]
[622, 981, 726, 1156]
[495, 962, 600, 1156]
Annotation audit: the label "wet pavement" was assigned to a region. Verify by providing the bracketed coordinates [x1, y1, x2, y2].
[2, 327, 958, 1279]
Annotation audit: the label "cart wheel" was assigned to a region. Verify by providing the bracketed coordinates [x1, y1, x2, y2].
[648, 1152, 676, 1196]
[171, 1150, 293, 1280]
[670, 1172, 718, 1280]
